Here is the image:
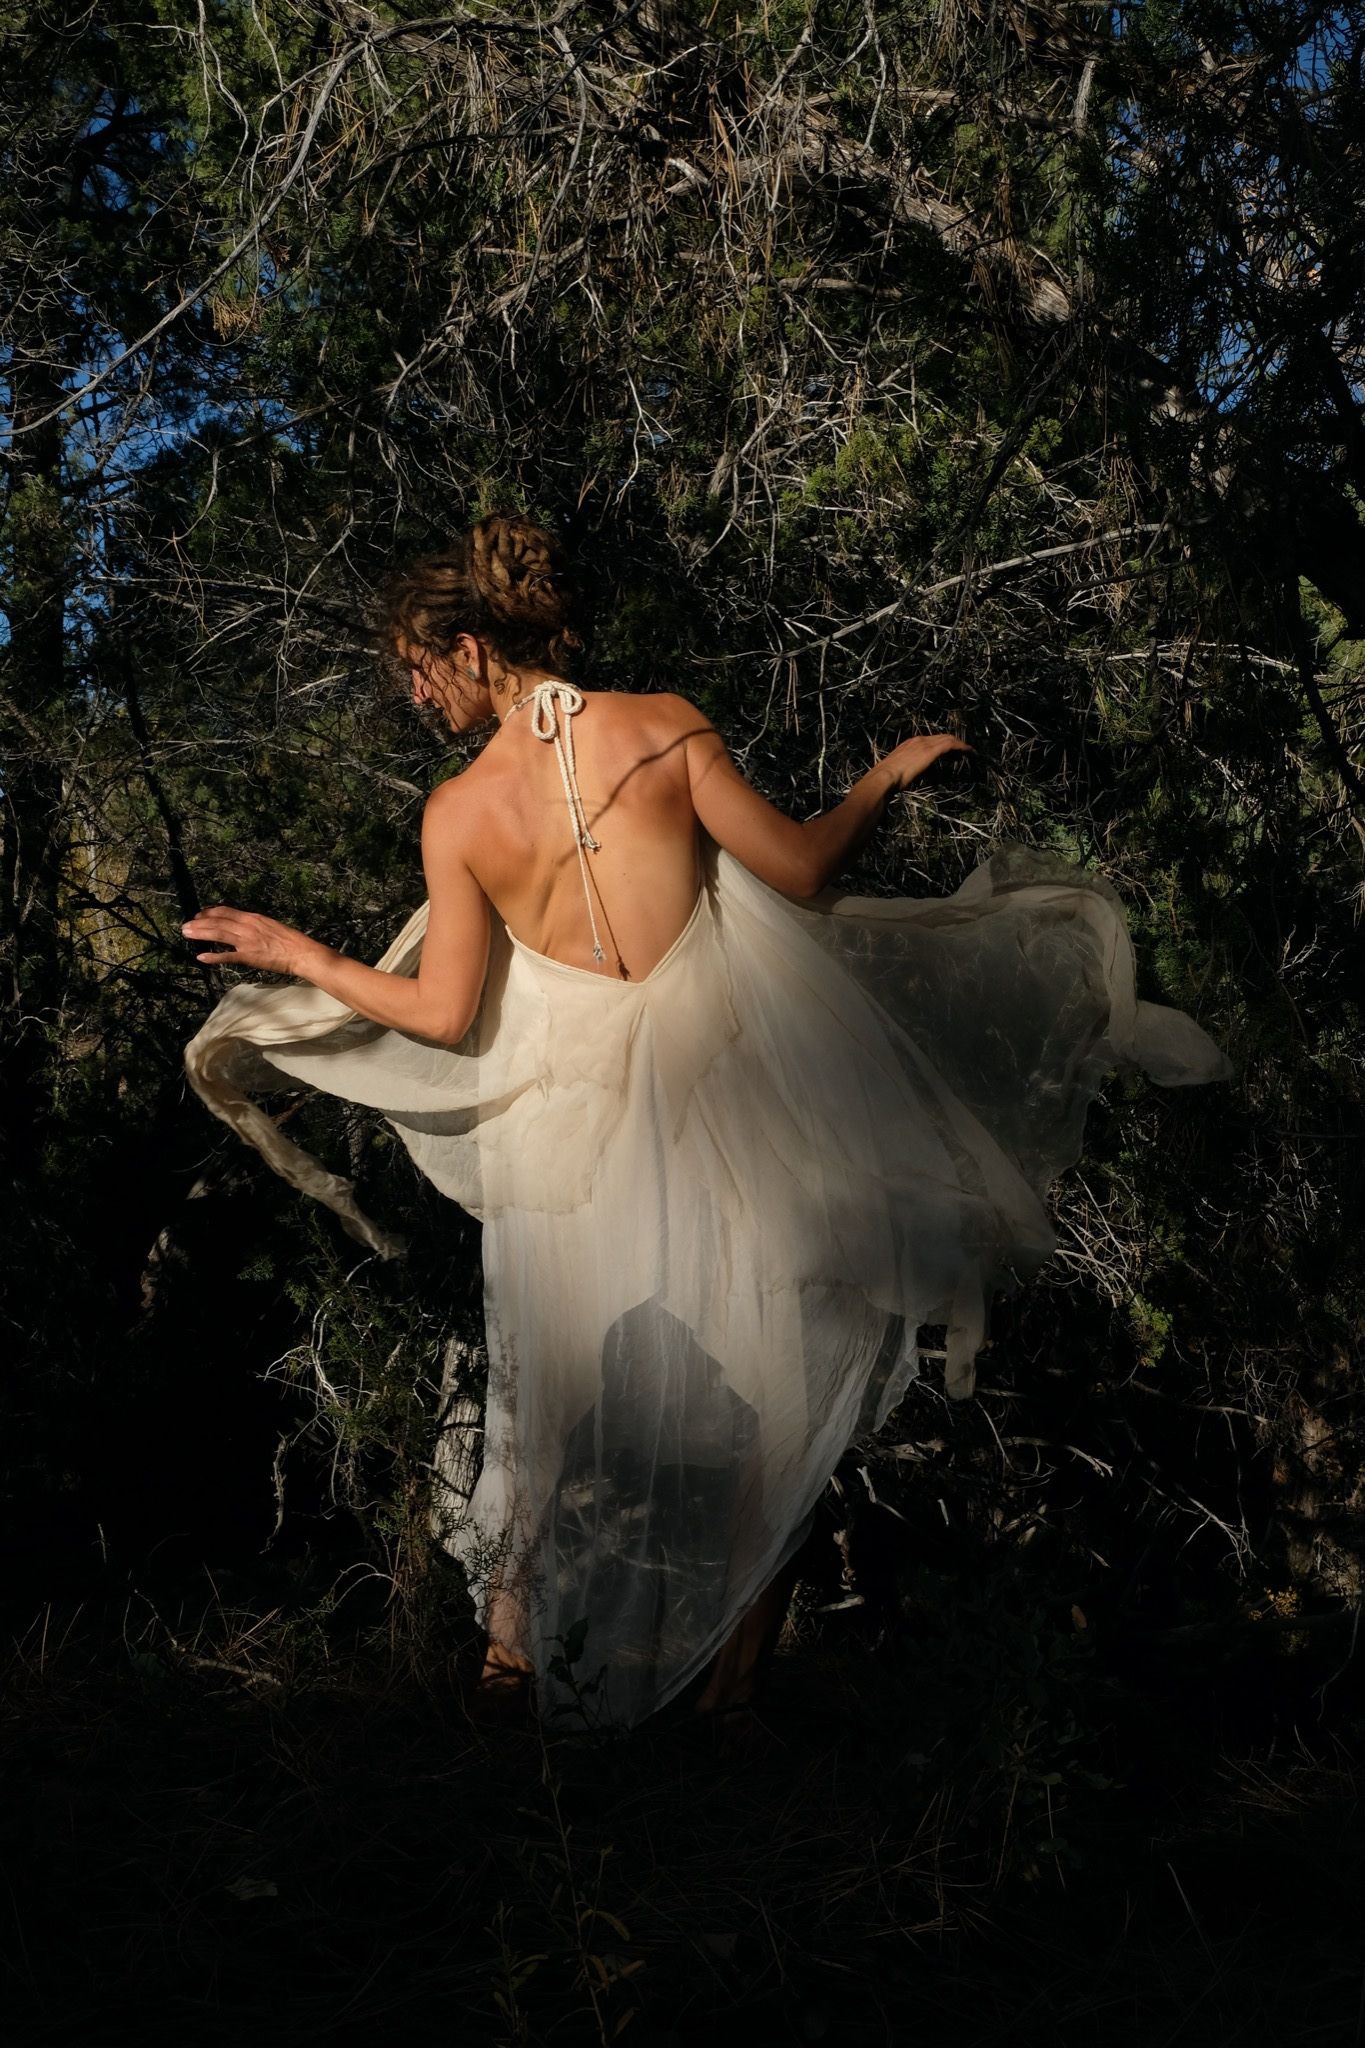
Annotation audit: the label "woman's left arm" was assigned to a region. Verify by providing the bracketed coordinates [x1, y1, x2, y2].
[182, 781, 492, 1047]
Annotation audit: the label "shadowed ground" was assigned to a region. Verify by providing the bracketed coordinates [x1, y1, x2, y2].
[4, 1557, 1362, 2048]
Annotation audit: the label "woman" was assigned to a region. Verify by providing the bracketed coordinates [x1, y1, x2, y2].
[183, 513, 1230, 1731]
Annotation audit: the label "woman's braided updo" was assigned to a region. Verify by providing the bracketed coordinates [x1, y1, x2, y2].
[376, 512, 587, 681]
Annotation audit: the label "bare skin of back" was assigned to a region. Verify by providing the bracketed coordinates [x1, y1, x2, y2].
[182, 635, 970, 1723]
[455, 689, 706, 983]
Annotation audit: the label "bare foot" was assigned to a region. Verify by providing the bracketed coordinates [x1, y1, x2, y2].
[469, 1643, 535, 1724]
[701, 1701, 767, 1757]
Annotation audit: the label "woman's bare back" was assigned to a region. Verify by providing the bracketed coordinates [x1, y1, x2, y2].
[184, 680, 966, 1052]
[455, 690, 705, 982]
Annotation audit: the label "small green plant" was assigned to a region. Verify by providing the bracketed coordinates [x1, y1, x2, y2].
[545, 1616, 612, 1733]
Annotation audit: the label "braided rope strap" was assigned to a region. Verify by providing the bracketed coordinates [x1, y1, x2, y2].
[512, 680, 607, 964]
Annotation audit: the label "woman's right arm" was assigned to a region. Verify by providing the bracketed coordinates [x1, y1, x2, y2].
[675, 696, 971, 898]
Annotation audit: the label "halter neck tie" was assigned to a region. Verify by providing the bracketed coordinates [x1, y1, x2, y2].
[511, 680, 608, 966]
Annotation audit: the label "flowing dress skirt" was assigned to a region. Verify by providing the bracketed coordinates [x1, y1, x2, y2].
[184, 841, 1230, 1727]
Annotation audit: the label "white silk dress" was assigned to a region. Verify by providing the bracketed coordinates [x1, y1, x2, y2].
[184, 692, 1231, 1728]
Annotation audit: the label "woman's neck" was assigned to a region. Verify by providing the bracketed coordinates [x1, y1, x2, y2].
[491, 670, 574, 726]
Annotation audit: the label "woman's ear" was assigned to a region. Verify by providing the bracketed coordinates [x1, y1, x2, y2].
[454, 631, 484, 680]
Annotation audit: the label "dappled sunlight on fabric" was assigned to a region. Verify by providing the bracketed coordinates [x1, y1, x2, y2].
[185, 840, 1230, 1727]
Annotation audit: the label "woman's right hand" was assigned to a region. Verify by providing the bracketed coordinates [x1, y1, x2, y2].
[879, 732, 974, 793]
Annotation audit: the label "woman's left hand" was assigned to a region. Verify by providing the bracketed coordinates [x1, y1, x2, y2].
[181, 906, 320, 978]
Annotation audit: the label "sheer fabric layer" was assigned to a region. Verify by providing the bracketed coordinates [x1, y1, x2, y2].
[184, 842, 1230, 1727]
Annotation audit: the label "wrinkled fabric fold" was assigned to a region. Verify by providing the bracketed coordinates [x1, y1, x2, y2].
[184, 838, 1231, 1726]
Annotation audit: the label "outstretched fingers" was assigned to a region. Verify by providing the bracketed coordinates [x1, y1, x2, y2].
[183, 907, 244, 961]
[180, 907, 306, 974]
